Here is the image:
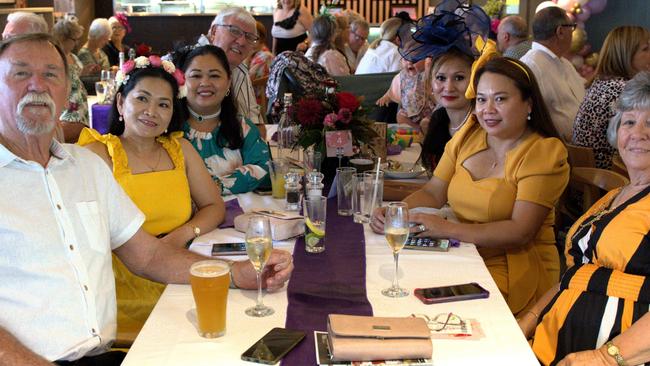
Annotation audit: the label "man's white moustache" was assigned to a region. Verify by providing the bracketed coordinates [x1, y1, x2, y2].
[17, 93, 55, 112]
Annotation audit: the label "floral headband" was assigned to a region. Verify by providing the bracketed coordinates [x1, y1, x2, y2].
[115, 55, 187, 99]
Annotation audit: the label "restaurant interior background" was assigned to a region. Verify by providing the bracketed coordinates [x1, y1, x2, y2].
[1, 0, 649, 64]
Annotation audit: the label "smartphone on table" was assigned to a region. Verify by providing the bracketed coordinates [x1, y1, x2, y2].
[211, 242, 247, 256]
[414, 282, 490, 304]
[241, 327, 305, 364]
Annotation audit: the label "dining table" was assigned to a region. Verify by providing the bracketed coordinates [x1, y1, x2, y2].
[121, 182, 539, 366]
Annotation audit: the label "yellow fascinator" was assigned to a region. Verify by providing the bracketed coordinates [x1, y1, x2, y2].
[464, 37, 498, 100]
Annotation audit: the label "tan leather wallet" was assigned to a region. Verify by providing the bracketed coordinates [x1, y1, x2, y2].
[327, 314, 433, 362]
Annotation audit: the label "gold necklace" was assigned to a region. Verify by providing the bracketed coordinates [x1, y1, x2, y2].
[123, 140, 163, 172]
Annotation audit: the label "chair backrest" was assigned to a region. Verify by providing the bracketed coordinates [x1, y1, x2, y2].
[571, 167, 629, 209]
[565, 143, 596, 168]
[333, 72, 398, 111]
[610, 153, 629, 178]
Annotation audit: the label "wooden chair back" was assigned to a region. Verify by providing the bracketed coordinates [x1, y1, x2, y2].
[565, 143, 596, 168]
[571, 167, 629, 209]
[610, 153, 629, 178]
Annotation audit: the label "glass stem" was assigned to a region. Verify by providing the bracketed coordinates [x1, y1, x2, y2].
[393, 252, 400, 289]
[255, 271, 263, 308]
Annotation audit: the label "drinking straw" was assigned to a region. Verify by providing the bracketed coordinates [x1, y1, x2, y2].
[267, 141, 273, 161]
[369, 157, 382, 217]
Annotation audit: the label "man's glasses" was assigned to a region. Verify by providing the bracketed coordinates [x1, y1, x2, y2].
[351, 31, 368, 42]
[560, 23, 577, 31]
[215, 24, 259, 44]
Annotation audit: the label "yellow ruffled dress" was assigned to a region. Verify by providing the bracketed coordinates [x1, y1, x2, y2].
[78, 128, 192, 339]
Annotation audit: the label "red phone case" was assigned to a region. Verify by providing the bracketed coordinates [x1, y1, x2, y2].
[414, 282, 490, 304]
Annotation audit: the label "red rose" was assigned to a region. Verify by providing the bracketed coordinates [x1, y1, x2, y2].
[337, 108, 352, 123]
[336, 92, 360, 112]
[296, 98, 324, 126]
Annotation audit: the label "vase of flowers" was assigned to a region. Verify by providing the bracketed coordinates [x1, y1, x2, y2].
[291, 89, 378, 178]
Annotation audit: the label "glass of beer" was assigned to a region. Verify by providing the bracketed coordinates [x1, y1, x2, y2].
[382, 202, 410, 297]
[189, 260, 230, 338]
[245, 215, 274, 317]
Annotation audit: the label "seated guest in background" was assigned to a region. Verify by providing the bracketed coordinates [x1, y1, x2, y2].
[573, 25, 650, 169]
[0, 33, 293, 365]
[206, 6, 264, 127]
[332, 15, 350, 62]
[174, 45, 271, 194]
[520, 6, 585, 141]
[496, 15, 532, 59]
[355, 17, 403, 75]
[103, 13, 131, 67]
[1, 11, 48, 39]
[389, 57, 435, 131]
[77, 18, 112, 76]
[79, 56, 225, 336]
[305, 15, 350, 76]
[247, 21, 274, 107]
[420, 48, 474, 171]
[52, 15, 89, 143]
[343, 18, 370, 73]
[520, 71, 650, 366]
[272, 0, 312, 55]
[372, 57, 569, 316]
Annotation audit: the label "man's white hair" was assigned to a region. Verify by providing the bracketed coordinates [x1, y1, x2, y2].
[88, 18, 112, 40]
[4, 11, 48, 35]
[211, 6, 256, 30]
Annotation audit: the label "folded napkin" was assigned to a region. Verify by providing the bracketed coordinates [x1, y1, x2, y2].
[219, 199, 244, 228]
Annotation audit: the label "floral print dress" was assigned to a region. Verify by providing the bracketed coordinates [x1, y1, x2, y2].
[60, 54, 89, 126]
[183, 117, 271, 195]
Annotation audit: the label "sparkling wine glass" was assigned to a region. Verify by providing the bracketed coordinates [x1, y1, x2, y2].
[382, 202, 409, 297]
[245, 215, 274, 317]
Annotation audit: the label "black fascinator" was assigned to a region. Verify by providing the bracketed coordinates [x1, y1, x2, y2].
[398, 0, 490, 62]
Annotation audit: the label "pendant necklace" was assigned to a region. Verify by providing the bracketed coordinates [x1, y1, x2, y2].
[188, 106, 221, 122]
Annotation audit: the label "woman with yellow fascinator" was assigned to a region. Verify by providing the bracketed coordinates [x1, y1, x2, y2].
[373, 4, 569, 315]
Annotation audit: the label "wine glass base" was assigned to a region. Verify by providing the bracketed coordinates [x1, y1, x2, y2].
[245, 304, 275, 317]
[382, 286, 409, 298]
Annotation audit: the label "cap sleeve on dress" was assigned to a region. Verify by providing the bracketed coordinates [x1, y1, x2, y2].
[77, 127, 129, 177]
[515, 137, 569, 208]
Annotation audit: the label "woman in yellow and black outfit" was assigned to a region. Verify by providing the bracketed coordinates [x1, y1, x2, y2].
[520, 72, 650, 366]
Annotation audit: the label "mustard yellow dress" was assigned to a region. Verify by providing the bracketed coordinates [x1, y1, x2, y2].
[78, 128, 192, 338]
[434, 120, 569, 315]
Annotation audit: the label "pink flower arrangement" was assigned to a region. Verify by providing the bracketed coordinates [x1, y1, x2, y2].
[323, 113, 338, 127]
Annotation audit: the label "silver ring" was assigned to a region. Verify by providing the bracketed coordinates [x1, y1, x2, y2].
[417, 224, 427, 232]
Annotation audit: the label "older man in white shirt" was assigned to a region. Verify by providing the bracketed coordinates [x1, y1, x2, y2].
[0, 33, 292, 365]
[520, 6, 585, 141]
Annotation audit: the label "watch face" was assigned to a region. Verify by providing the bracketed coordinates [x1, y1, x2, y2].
[607, 344, 619, 356]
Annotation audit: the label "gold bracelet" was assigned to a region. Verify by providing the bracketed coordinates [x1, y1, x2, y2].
[523, 309, 539, 319]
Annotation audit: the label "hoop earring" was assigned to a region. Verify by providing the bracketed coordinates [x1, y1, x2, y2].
[225, 89, 230, 97]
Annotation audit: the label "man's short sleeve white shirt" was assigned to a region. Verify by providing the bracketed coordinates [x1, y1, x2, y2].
[0, 141, 144, 361]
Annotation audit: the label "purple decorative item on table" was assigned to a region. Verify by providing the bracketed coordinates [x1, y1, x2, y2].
[91, 104, 111, 134]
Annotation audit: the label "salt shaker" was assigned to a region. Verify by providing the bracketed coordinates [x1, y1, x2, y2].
[305, 171, 324, 197]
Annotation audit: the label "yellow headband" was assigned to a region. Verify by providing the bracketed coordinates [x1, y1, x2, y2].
[505, 58, 531, 82]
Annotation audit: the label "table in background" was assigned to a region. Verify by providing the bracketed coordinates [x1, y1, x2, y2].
[122, 193, 538, 366]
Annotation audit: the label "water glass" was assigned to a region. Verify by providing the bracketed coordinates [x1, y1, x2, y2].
[336, 167, 357, 216]
[303, 195, 327, 253]
[352, 173, 367, 223]
[363, 170, 384, 221]
[95, 81, 107, 104]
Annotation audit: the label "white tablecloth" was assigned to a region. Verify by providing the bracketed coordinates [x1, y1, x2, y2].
[122, 193, 538, 366]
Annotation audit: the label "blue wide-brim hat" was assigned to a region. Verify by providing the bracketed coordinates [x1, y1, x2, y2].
[399, 0, 490, 63]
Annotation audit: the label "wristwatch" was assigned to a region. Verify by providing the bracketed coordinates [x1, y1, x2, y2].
[605, 341, 627, 366]
[190, 224, 201, 238]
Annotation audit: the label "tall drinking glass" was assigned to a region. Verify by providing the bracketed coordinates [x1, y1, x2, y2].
[245, 215, 274, 317]
[382, 202, 409, 297]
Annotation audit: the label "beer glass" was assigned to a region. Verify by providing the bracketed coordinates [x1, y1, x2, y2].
[382, 202, 409, 297]
[245, 215, 274, 317]
[189, 260, 230, 337]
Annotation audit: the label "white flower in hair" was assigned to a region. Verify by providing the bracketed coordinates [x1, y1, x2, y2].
[134, 56, 149, 68]
[178, 84, 188, 99]
[161, 60, 176, 74]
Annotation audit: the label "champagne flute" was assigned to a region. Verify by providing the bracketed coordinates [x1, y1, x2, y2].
[245, 215, 274, 317]
[382, 202, 409, 297]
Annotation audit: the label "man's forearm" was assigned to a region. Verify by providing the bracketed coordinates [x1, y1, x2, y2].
[0, 327, 49, 366]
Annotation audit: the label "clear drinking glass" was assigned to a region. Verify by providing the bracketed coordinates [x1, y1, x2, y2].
[245, 215, 274, 317]
[94, 81, 107, 104]
[382, 202, 409, 297]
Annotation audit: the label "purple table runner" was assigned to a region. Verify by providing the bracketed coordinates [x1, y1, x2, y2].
[282, 198, 373, 366]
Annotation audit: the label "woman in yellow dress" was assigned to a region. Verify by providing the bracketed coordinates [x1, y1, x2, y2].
[519, 71, 650, 366]
[79, 56, 225, 339]
[372, 57, 569, 316]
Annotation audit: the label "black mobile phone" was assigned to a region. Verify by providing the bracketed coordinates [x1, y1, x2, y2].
[241, 327, 305, 365]
[211, 242, 247, 256]
[414, 282, 490, 305]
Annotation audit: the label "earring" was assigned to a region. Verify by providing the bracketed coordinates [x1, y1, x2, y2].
[119, 115, 123, 122]
[527, 113, 531, 121]
[225, 88, 230, 97]
[164, 129, 168, 134]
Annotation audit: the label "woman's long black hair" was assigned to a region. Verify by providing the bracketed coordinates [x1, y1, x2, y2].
[172, 44, 243, 149]
[108, 66, 186, 136]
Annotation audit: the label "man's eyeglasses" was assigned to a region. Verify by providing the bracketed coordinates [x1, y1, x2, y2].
[560, 23, 577, 31]
[351, 31, 368, 42]
[215, 24, 259, 44]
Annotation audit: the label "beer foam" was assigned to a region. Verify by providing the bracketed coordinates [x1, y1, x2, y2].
[190, 260, 230, 277]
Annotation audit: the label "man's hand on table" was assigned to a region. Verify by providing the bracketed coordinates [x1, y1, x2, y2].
[231, 249, 293, 290]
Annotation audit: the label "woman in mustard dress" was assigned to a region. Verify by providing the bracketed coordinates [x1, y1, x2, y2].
[79, 56, 225, 339]
[519, 72, 650, 366]
[372, 57, 569, 316]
